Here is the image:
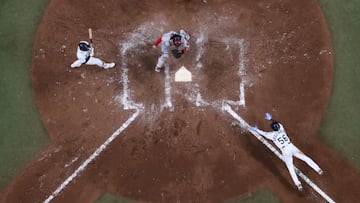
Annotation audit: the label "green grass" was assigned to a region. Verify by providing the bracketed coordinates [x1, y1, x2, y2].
[317, 0, 360, 170]
[95, 193, 135, 203]
[95, 190, 280, 203]
[0, 0, 49, 188]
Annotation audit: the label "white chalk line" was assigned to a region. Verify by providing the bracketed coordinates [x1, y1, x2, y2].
[119, 59, 134, 110]
[184, 35, 249, 109]
[119, 30, 249, 111]
[237, 39, 247, 107]
[183, 33, 209, 107]
[222, 38, 247, 108]
[184, 83, 210, 107]
[237, 39, 247, 77]
[195, 92, 210, 107]
[64, 157, 78, 168]
[43, 109, 140, 203]
[222, 104, 336, 203]
[239, 82, 245, 106]
[162, 64, 173, 111]
[116, 24, 154, 110]
[118, 52, 143, 110]
[208, 38, 247, 109]
[183, 34, 211, 107]
[195, 32, 206, 69]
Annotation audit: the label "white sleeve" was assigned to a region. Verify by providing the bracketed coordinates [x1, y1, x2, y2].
[256, 129, 275, 140]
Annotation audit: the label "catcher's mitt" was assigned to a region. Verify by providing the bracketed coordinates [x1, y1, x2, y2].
[172, 49, 184, 58]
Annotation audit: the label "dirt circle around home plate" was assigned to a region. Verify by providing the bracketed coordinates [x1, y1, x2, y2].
[2, 0, 360, 203]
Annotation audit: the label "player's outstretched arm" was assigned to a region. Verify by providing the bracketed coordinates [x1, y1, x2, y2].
[249, 126, 274, 140]
[153, 37, 162, 47]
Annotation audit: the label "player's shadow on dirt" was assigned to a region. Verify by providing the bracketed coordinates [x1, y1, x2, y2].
[240, 131, 294, 190]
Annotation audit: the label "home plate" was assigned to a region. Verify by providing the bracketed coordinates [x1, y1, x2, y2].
[175, 66, 192, 82]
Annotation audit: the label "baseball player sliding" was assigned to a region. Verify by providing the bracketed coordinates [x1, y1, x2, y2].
[70, 41, 115, 69]
[249, 113, 323, 191]
[152, 29, 190, 72]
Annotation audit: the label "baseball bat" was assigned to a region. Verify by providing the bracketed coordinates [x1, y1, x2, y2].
[88, 28, 93, 48]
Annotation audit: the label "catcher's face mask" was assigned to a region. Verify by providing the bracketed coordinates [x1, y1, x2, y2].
[174, 40, 181, 47]
[172, 34, 182, 47]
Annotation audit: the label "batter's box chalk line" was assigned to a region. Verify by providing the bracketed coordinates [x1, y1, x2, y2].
[43, 109, 141, 203]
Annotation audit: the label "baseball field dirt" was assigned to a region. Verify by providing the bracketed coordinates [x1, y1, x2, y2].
[1, 0, 360, 202]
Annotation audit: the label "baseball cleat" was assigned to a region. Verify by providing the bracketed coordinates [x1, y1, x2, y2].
[155, 66, 161, 72]
[296, 184, 303, 192]
[70, 64, 79, 68]
[103, 63, 115, 69]
[318, 169, 323, 175]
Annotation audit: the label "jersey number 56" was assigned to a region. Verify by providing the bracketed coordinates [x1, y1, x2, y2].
[277, 134, 289, 145]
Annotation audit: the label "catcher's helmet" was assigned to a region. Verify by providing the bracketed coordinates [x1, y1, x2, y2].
[270, 121, 281, 131]
[172, 34, 182, 47]
[79, 41, 90, 51]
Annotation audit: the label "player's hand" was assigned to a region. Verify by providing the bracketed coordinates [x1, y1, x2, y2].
[249, 126, 258, 131]
[265, 113, 272, 121]
[152, 45, 157, 49]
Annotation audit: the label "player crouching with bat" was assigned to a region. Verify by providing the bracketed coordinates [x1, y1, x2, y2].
[152, 29, 190, 72]
[71, 28, 115, 69]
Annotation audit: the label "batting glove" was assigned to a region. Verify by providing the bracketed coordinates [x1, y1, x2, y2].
[249, 126, 258, 132]
[265, 113, 272, 121]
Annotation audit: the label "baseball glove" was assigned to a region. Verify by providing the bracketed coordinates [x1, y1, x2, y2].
[172, 49, 184, 58]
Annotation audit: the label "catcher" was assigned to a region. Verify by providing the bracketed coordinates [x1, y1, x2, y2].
[152, 29, 190, 72]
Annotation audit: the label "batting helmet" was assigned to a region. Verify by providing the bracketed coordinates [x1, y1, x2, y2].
[172, 34, 182, 47]
[79, 41, 90, 51]
[270, 121, 281, 131]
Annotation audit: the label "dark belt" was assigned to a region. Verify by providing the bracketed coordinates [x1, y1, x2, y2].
[82, 56, 90, 64]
